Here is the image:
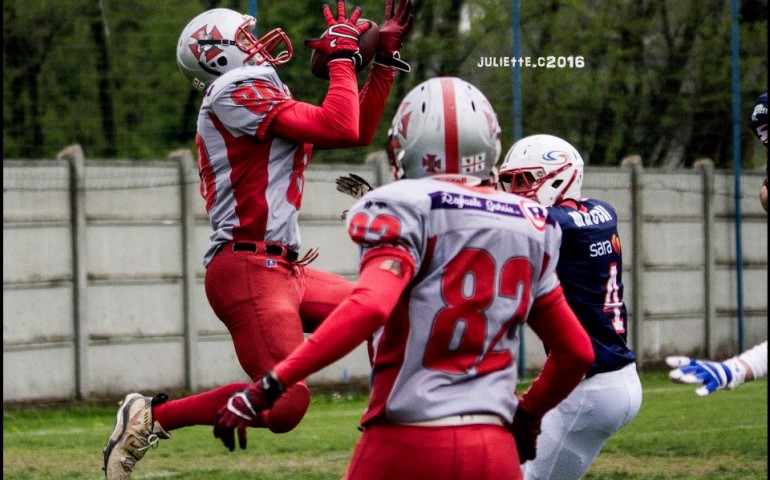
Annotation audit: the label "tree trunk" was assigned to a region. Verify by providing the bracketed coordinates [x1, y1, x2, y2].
[91, 0, 116, 157]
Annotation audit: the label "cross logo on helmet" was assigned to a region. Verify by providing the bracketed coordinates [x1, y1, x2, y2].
[422, 154, 442, 173]
[189, 25, 225, 62]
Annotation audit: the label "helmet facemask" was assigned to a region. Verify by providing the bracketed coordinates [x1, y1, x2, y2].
[200, 15, 292, 68]
[250, 26, 293, 67]
[499, 163, 574, 201]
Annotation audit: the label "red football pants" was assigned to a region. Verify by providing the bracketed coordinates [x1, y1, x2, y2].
[153, 247, 353, 433]
[345, 423, 522, 480]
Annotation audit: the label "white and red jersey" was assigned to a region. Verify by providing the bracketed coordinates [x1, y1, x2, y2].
[196, 64, 307, 266]
[345, 178, 562, 425]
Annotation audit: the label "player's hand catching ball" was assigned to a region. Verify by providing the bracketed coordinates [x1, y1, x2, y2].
[213, 372, 285, 451]
[305, 2, 372, 69]
[374, 0, 414, 71]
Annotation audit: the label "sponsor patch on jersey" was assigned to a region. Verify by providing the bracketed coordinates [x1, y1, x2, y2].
[266, 259, 278, 268]
[588, 234, 622, 257]
[611, 233, 622, 254]
[522, 202, 548, 232]
[379, 259, 404, 277]
[589, 240, 614, 257]
[429, 191, 525, 218]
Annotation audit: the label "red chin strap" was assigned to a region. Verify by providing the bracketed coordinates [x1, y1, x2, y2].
[552, 168, 578, 204]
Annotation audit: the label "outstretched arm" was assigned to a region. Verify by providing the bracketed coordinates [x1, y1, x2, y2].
[312, 0, 414, 149]
[667, 340, 768, 396]
[268, 61, 361, 147]
[351, 0, 414, 146]
[351, 64, 396, 147]
[267, 2, 370, 147]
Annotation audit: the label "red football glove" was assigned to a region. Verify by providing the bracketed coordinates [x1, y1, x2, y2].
[213, 372, 284, 451]
[509, 406, 542, 464]
[375, 0, 414, 72]
[305, 2, 372, 68]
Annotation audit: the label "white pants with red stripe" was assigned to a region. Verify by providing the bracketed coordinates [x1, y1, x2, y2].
[523, 362, 642, 480]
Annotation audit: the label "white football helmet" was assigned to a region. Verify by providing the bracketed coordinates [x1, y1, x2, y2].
[176, 8, 293, 92]
[498, 134, 584, 206]
[387, 77, 502, 186]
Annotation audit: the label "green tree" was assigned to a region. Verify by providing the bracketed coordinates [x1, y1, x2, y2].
[2, 0, 766, 167]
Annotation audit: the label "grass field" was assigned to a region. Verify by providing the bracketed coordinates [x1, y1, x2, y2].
[3, 372, 767, 479]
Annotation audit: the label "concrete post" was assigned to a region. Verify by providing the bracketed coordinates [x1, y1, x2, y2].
[622, 155, 644, 369]
[58, 144, 89, 399]
[696, 159, 716, 357]
[170, 149, 198, 392]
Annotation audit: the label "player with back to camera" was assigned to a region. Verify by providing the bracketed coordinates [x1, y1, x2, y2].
[101, 1, 413, 479]
[210, 76, 595, 480]
[666, 91, 768, 395]
[497, 134, 643, 480]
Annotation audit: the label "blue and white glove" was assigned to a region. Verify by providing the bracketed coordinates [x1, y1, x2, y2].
[666, 356, 747, 396]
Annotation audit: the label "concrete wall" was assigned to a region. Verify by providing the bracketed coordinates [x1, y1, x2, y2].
[3, 146, 767, 403]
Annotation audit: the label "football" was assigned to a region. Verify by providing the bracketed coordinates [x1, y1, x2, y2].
[310, 20, 380, 80]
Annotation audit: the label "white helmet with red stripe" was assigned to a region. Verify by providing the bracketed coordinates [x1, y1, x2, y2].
[176, 8, 293, 92]
[387, 77, 502, 186]
[498, 134, 584, 206]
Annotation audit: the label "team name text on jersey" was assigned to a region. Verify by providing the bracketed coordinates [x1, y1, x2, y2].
[567, 204, 612, 227]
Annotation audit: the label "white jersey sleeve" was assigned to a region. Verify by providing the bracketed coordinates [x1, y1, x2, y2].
[206, 65, 295, 139]
[739, 340, 768, 380]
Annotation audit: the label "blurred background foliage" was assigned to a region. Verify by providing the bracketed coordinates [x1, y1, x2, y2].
[3, 0, 767, 168]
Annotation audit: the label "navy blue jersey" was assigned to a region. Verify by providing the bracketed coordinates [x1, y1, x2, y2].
[547, 198, 636, 377]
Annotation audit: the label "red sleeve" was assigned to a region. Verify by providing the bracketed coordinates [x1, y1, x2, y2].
[353, 63, 396, 147]
[268, 61, 360, 146]
[273, 251, 414, 387]
[517, 286, 594, 419]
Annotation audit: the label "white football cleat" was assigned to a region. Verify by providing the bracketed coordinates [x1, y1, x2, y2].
[102, 393, 171, 479]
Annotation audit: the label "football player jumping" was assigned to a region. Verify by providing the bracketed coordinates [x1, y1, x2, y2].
[102, 2, 413, 479]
